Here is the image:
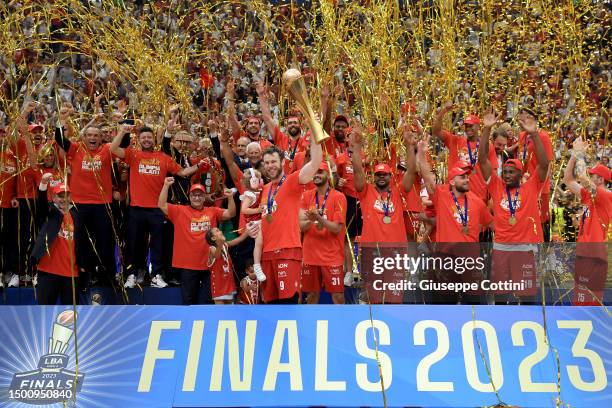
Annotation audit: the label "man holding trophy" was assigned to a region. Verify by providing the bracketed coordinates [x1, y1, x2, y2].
[252, 69, 325, 304]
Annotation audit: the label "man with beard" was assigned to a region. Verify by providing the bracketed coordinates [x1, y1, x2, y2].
[479, 110, 550, 303]
[351, 123, 417, 304]
[417, 139, 493, 303]
[432, 103, 498, 202]
[299, 161, 347, 304]
[226, 78, 272, 149]
[111, 125, 203, 289]
[256, 81, 305, 173]
[253, 134, 323, 304]
[54, 106, 128, 288]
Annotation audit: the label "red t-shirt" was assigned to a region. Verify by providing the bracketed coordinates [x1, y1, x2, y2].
[166, 204, 225, 270]
[260, 171, 305, 253]
[301, 187, 347, 266]
[17, 166, 41, 199]
[208, 245, 237, 298]
[273, 126, 304, 156]
[488, 173, 545, 243]
[518, 130, 553, 178]
[124, 148, 181, 208]
[577, 186, 611, 243]
[357, 183, 407, 243]
[0, 148, 17, 208]
[431, 184, 493, 242]
[67, 143, 114, 204]
[441, 131, 497, 201]
[37, 212, 78, 277]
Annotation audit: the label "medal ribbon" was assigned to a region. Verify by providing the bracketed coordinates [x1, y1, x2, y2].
[381, 189, 392, 218]
[266, 175, 286, 215]
[467, 140, 479, 166]
[505, 185, 520, 221]
[315, 187, 330, 216]
[449, 185, 469, 228]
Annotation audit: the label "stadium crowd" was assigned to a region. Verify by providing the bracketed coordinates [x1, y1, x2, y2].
[0, 1, 610, 306]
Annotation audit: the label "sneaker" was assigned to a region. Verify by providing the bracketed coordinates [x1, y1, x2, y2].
[8, 274, 19, 288]
[150, 274, 168, 288]
[91, 293, 103, 306]
[136, 269, 146, 285]
[32, 274, 37, 287]
[253, 264, 267, 282]
[124, 274, 136, 289]
[0, 273, 4, 288]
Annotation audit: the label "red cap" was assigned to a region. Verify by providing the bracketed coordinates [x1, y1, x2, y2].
[504, 159, 524, 173]
[189, 184, 206, 193]
[464, 115, 481, 125]
[52, 183, 70, 195]
[448, 166, 471, 180]
[28, 123, 44, 132]
[318, 161, 330, 172]
[588, 164, 611, 181]
[333, 114, 349, 125]
[374, 163, 392, 174]
[455, 160, 473, 170]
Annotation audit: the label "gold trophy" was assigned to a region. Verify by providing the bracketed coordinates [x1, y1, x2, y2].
[282, 69, 330, 144]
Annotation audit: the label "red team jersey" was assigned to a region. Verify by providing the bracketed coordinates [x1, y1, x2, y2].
[67, 143, 115, 204]
[166, 204, 225, 270]
[357, 183, 407, 243]
[0, 148, 17, 207]
[208, 244, 237, 298]
[488, 174, 545, 243]
[300, 187, 347, 266]
[124, 147, 182, 208]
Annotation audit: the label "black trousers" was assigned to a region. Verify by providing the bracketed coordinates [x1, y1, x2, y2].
[231, 236, 255, 281]
[177, 268, 212, 305]
[162, 220, 179, 282]
[0, 207, 18, 274]
[74, 203, 116, 286]
[18, 198, 38, 275]
[37, 271, 78, 305]
[124, 206, 165, 277]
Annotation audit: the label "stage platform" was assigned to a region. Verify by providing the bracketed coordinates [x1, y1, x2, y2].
[1, 286, 610, 305]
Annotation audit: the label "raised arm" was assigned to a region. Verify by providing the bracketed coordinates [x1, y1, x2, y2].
[16, 102, 38, 169]
[54, 105, 74, 152]
[219, 130, 241, 183]
[225, 79, 241, 136]
[298, 128, 323, 184]
[563, 155, 583, 195]
[255, 80, 277, 137]
[402, 125, 417, 192]
[417, 139, 436, 195]
[158, 177, 174, 215]
[431, 102, 454, 141]
[349, 123, 366, 192]
[519, 116, 549, 182]
[110, 124, 131, 159]
[479, 111, 498, 181]
[221, 188, 237, 220]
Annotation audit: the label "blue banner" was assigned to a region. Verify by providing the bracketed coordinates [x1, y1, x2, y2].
[0, 306, 609, 407]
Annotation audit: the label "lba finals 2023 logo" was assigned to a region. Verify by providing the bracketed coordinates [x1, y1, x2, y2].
[8, 310, 84, 405]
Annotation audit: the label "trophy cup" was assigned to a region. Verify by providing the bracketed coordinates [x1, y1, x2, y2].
[282, 69, 330, 144]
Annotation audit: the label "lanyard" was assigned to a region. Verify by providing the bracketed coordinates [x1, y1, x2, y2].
[467, 140, 479, 166]
[266, 175, 286, 213]
[450, 185, 468, 227]
[505, 185, 521, 218]
[288, 137, 300, 160]
[380, 189, 392, 217]
[315, 187, 330, 216]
